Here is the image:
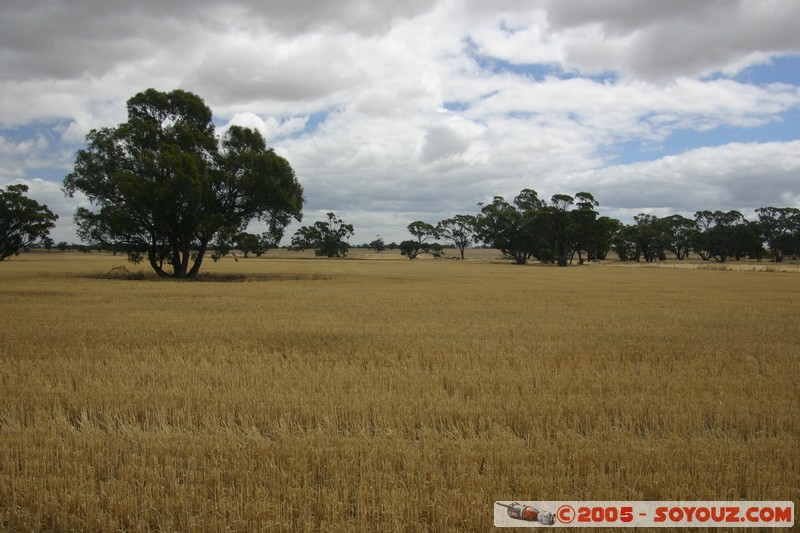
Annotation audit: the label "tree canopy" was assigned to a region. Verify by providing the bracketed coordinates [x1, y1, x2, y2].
[290, 212, 354, 257]
[475, 191, 542, 265]
[476, 189, 602, 265]
[63, 88, 304, 278]
[756, 207, 800, 262]
[436, 215, 478, 260]
[0, 184, 58, 261]
[400, 220, 441, 260]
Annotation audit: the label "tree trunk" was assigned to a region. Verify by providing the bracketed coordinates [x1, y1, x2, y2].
[148, 250, 169, 278]
[171, 242, 184, 277]
[187, 244, 207, 278]
[178, 243, 191, 277]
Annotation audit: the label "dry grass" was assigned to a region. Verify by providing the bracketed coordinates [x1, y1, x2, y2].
[1, 252, 798, 531]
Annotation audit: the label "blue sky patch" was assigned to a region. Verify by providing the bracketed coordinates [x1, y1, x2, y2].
[609, 107, 800, 165]
[735, 55, 800, 86]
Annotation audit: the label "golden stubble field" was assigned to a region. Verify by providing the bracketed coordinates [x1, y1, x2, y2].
[1, 252, 798, 531]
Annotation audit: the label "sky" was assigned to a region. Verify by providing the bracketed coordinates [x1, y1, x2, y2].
[1, 0, 799, 246]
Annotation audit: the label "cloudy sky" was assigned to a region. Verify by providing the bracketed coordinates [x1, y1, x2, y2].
[2, 0, 799, 245]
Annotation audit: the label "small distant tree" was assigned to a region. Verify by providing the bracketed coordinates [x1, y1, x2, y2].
[211, 225, 237, 261]
[42, 236, 55, 252]
[570, 192, 600, 264]
[436, 214, 477, 260]
[475, 190, 544, 265]
[539, 194, 576, 266]
[611, 225, 637, 262]
[427, 243, 444, 258]
[592, 216, 622, 260]
[369, 236, 386, 252]
[632, 213, 666, 262]
[400, 220, 438, 260]
[612, 214, 665, 262]
[407, 221, 436, 243]
[1, 184, 58, 261]
[236, 231, 280, 257]
[399, 240, 421, 259]
[236, 232, 259, 258]
[756, 207, 800, 262]
[692, 210, 752, 262]
[659, 214, 696, 260]
[290, 212, 354, 257]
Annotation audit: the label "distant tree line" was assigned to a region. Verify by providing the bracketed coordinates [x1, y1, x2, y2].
[608, 207, 799, 263]
[4, 177, 799, 269]
[6, 182, 799, 268]
[397, 190, 610, 265]
[393, 190, 800, 265]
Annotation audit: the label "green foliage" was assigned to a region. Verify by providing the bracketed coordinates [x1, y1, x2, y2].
[592, 217, 621, 260]
[290, 212, 354, 257]
[756, 207, 800, 262]
[63, 88, 304, 278]
[369, 237, 386, 252]
[236, 231, 281, 258]
[436, 214, 477, 260]
[406, 221, 436, 243]
[427, 242, 444, 258]
[235, 233, 257, 258]
[570, 192, 603, 263]
[400, 221, 441, 260]
[612, 214, 670, 263]
[0, 184, 58, 261]
[659, 214, 696, 260]
[475, 192, 541, 265]
[461, 188, 799, 266]
[399, 240, 422, 259]
[691, 210, 755, 262]
[475, 189, 607, 266]
[607, 208, 790, 264]
[211, 225, 237, 262]
[541, 194, 576, 266]
[399, 240, 444, 260]
[611, 225, 637, 262]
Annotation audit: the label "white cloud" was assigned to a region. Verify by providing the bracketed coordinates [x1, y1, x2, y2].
[220, 112, 308, 143]
[543, 0, 800, 80]
[567, 140, 800, 213]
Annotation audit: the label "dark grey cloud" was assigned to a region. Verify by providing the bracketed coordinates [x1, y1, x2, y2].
[231, 0, 435, 35]
[421, 126, 471, 163]
[0, 0, 433, 83]
[546, 0, 720, 34]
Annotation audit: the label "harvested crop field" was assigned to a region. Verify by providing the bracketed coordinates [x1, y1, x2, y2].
[1, 252, 798, 531]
